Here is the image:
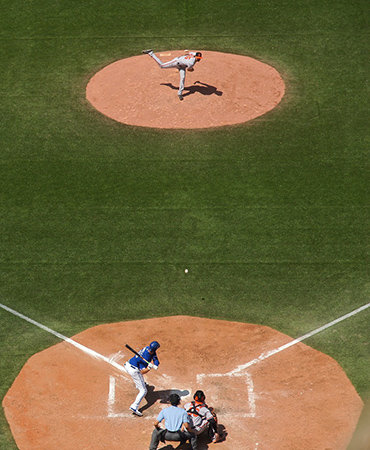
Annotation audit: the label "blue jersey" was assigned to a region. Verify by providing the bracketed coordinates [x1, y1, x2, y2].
[128, 345, 159, 370]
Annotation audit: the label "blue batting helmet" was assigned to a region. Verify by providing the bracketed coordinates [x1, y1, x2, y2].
[149, 341, 160, 351]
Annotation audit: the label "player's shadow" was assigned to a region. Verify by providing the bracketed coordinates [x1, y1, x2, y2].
[160, 81, 223, 98]
[141, 385, 189, 412]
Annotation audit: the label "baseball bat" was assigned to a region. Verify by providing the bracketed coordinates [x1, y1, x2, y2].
[125, 344, 158, 370]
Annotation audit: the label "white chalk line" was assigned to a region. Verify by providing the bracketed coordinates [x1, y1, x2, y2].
[3, 302, 367, 374]
[107, 375, 252, 420]
[195, 302, 369, 419]
[108, 375, 194, 419]
[196, 371, 256, 418]
[108, 375, 123, 418]
[0, 302, 127, 374]
[2, 301, 368, 421]
[246, 372, 256, 417]
[230, 302, 370, 375]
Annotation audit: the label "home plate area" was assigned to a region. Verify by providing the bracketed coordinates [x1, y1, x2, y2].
[3, 316, 362, 449]
[107, 371, 256, 420]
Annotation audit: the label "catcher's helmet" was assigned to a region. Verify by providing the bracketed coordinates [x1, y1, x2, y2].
[194, 390, 206, 402]
[149, 341, 160, 351]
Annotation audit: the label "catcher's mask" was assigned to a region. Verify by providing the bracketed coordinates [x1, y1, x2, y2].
[195, 52, 203, 61]
[194, 390, 206, 402]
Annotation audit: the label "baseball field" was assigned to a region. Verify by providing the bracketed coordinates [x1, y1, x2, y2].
[0, 0, 369, 448]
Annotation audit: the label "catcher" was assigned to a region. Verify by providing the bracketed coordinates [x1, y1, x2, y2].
[184, 390, 223, 443]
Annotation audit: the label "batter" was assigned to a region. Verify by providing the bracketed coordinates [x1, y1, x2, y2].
[124, 340, 160, 416]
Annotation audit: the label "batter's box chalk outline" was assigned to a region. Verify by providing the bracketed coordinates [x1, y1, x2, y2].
[108, 375, 144, 419]
[107, 375, 192, 419]
[197, 371, 256, 418]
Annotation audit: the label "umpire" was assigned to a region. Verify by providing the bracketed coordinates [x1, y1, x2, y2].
[149, 393, 198, 450]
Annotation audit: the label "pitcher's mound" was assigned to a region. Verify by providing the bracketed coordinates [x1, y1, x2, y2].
[3, 316, 362, 449]
[86, 51, 285, 129]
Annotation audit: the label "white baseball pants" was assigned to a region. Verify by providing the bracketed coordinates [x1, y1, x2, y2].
[124, 362, 147, 409]
[193, 421, 209, 435]
[149, 52, 186, 96]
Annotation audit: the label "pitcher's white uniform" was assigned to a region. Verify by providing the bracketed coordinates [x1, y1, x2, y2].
[143, 50, 202, 100]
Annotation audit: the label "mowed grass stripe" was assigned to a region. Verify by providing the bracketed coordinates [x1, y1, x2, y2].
[0, 0, 368, 448]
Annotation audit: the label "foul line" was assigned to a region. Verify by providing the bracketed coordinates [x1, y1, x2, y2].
[231, 302, 370, 374]
[1, 302, 368, 377]
[0, 302, 126, 373]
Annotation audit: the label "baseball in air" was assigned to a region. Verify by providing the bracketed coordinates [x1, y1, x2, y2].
[185, 269, 188, 274]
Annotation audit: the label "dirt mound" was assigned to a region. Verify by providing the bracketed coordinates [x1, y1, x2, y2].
[86, 51, 285, 129]
[3, 316, 362, 449]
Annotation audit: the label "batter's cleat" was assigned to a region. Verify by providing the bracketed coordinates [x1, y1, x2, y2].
[129, 407, 143, 417]
[142, 49, 153, 54]
[178, 94, 184, 101]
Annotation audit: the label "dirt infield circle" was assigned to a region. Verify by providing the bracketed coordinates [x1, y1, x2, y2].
[3, 316, 362, 449]
[86, 51, 285, 129]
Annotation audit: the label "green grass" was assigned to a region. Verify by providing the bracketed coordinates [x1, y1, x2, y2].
[0, 0, 369, 448]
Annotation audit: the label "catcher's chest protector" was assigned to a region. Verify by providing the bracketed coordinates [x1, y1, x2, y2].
[186, 401, 206, 418]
